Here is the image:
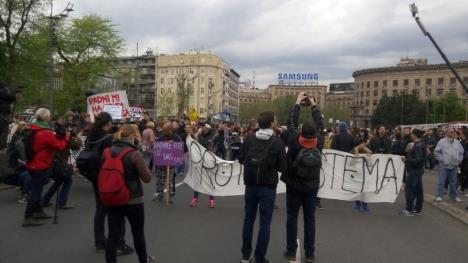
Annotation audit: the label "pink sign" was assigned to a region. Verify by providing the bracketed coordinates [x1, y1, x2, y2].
[153, 141, 184, 166]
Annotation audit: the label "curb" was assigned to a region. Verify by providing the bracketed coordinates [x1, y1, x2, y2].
[424, 193, 468, 226]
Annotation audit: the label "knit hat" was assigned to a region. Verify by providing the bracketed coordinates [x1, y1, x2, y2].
[339, 122, 348, 132]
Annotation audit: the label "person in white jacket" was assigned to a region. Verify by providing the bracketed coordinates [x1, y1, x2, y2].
[434, 128, 464, 202]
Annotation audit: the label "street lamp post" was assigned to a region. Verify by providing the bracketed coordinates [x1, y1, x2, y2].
[410, 3, 468, 95]
[47, 0, 74, 113]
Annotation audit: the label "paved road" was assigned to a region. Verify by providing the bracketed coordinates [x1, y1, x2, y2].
[1, 175, 468, 263]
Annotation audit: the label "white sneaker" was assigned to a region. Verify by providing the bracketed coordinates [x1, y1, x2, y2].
[453, 197, 463, 203]
[436, 197, 443, 202]
[464, 193, 468, 198]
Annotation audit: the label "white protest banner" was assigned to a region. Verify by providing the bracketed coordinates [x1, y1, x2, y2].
[103, 105, 122, 120]
[184, 137, 405, 203]
[87, 91, 131, 122]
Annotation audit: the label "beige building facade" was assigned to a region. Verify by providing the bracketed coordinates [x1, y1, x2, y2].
[156, 52, 239, 119]
[325, 91, 354, 109]
[351, 59, 468, 128]
[239, 88, 272, 104]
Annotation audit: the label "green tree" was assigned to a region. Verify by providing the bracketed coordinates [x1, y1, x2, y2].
[157, 92, 176, 118]
[175, 73, 193, 118]
[430, 92, 466, 123]
[54, 15, 125, 113]
[372, 93, 426, 128]
[322, 103, 350, 128]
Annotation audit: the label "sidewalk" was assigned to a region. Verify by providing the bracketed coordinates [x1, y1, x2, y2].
[423, 168, 468, 225]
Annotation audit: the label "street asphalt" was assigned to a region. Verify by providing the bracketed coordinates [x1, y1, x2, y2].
[1, 174, 468, 263]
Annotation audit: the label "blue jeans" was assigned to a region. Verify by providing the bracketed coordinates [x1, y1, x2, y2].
[286, 186, 317, 258]
[42, 176, 73, 206]
[437, 167, 458, 199]
[241, 185, 276, 262]
[18, 170, 31, 196]
[24, 170, 49, 218]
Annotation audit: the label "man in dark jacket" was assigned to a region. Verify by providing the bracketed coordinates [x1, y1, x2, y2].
[400, 129, 427, 216]
[239, 111, 287, 263]
[423, 128, 437, 169]
[282, 92, 324, 263]
[368, 125, 391, 154]
[331, 122, 354, 153]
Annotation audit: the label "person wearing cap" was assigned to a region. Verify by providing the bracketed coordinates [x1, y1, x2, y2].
[331, 122, 355, 153]
[281, 92, 324, 263]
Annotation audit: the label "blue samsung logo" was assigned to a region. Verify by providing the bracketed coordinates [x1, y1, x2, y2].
[278, 73, 319, 81]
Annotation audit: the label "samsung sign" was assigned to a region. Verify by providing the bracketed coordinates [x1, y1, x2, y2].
[278, 73, 319, 85]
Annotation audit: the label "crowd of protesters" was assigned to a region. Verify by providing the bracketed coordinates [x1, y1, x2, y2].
[2, 95, 468, 263]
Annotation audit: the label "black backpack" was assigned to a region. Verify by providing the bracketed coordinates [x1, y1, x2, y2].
[22, 128, 44, 162]
[76, 135, 112, 181]
[244, 137, 276, 185]
[293, 147, 322, 181]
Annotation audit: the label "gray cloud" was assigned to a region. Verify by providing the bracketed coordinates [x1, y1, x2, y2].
[61, 0, 468, 88]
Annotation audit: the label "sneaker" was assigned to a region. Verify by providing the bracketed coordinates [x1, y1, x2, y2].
[399, 209, 414, 217]
[361, 205, 370, 213]
[147, 256, 156, 263]
[453, 197, 463, 203]
[412, 211, 423, 216]
[58, 204, 75, 210]
[283, 251, 296, 261]
[240, 256, 252, 263]
[190, 198, 198, 207]
[95, 244, 105, 253]
[352, 204, 360, 212]
[436, 196, 443, 202]
[464, 193, 468, 198]
[117, 244, 135, 255]
[18, 195, 28, 203]
[306, 256, 315, 262]
[32, 212, 52, 219]
[22, 217, 44, 227]
[209, 199, 216, 208]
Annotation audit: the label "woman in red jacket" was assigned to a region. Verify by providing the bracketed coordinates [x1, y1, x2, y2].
[22, 108, 69, 227]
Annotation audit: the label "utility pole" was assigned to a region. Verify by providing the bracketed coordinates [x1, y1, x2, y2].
[410, 3, 468, 95]
[136, 42, 140, 106]
[47, 0, 74, 113]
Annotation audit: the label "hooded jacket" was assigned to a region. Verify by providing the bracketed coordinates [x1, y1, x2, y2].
[25, 121, 69, 171]
[282, 104, 324, 193]
[239, 128, 287, 187]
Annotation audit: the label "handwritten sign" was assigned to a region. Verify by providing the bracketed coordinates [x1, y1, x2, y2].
[103, 105, 123, 120]
[87, 91, 131, 122]
[153, 141, 185, 166]
[129, 106, 144, 121]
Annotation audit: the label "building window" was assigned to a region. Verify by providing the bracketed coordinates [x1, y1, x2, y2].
[383, 80, 388, 87]
[160, 78, 164, 84]
[365, 100, 369, 106]
[437, 89, 444, 96]
[382, 90, 387, 96]
[367, 81, 370, 88]
[360, 91, 364, 97]
[404, 79, 409, 87]
[366, 91, 370, 96]
[450, 77, 456, 87]
[425, 88, 432, 96]
[392, 90, 398, 96]
[374, 90, 378, 96]
[415, 79, 420, 87]
[426, 78, 432, 86]
[438, 77, 444, 86]
[201, 87, 204, 94]
[374, 81, 378, 87]
[169, 78, 174, 85]
[392, 80, 398, 87]
[373, 100, 377, 106]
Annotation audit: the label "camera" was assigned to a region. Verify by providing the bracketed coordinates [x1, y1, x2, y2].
[300, 94, 315, 107]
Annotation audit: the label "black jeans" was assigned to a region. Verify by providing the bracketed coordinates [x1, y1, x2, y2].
[24, 169, 49, 218]
[105, 203, 148, 263]
[405, 168, 424, 212]
[92, 182, 126, 248]
[241, 185, 276, 262]
[286, 186, 317, 258]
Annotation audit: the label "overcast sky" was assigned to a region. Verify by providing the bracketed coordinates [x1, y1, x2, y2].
[59, 0, 468, 88]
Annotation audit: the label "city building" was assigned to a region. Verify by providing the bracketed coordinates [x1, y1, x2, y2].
[239, 88, 272, 103]
[266, 84, 327, 108]
[329, 82, 354, 92]
[351, 58, 468, 128]
[156, 51, 239, 119]
[109, 50, 156, 116]
[325, 90, 354, 110]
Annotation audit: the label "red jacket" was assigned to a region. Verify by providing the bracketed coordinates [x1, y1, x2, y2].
[25, 124, 69, 171]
